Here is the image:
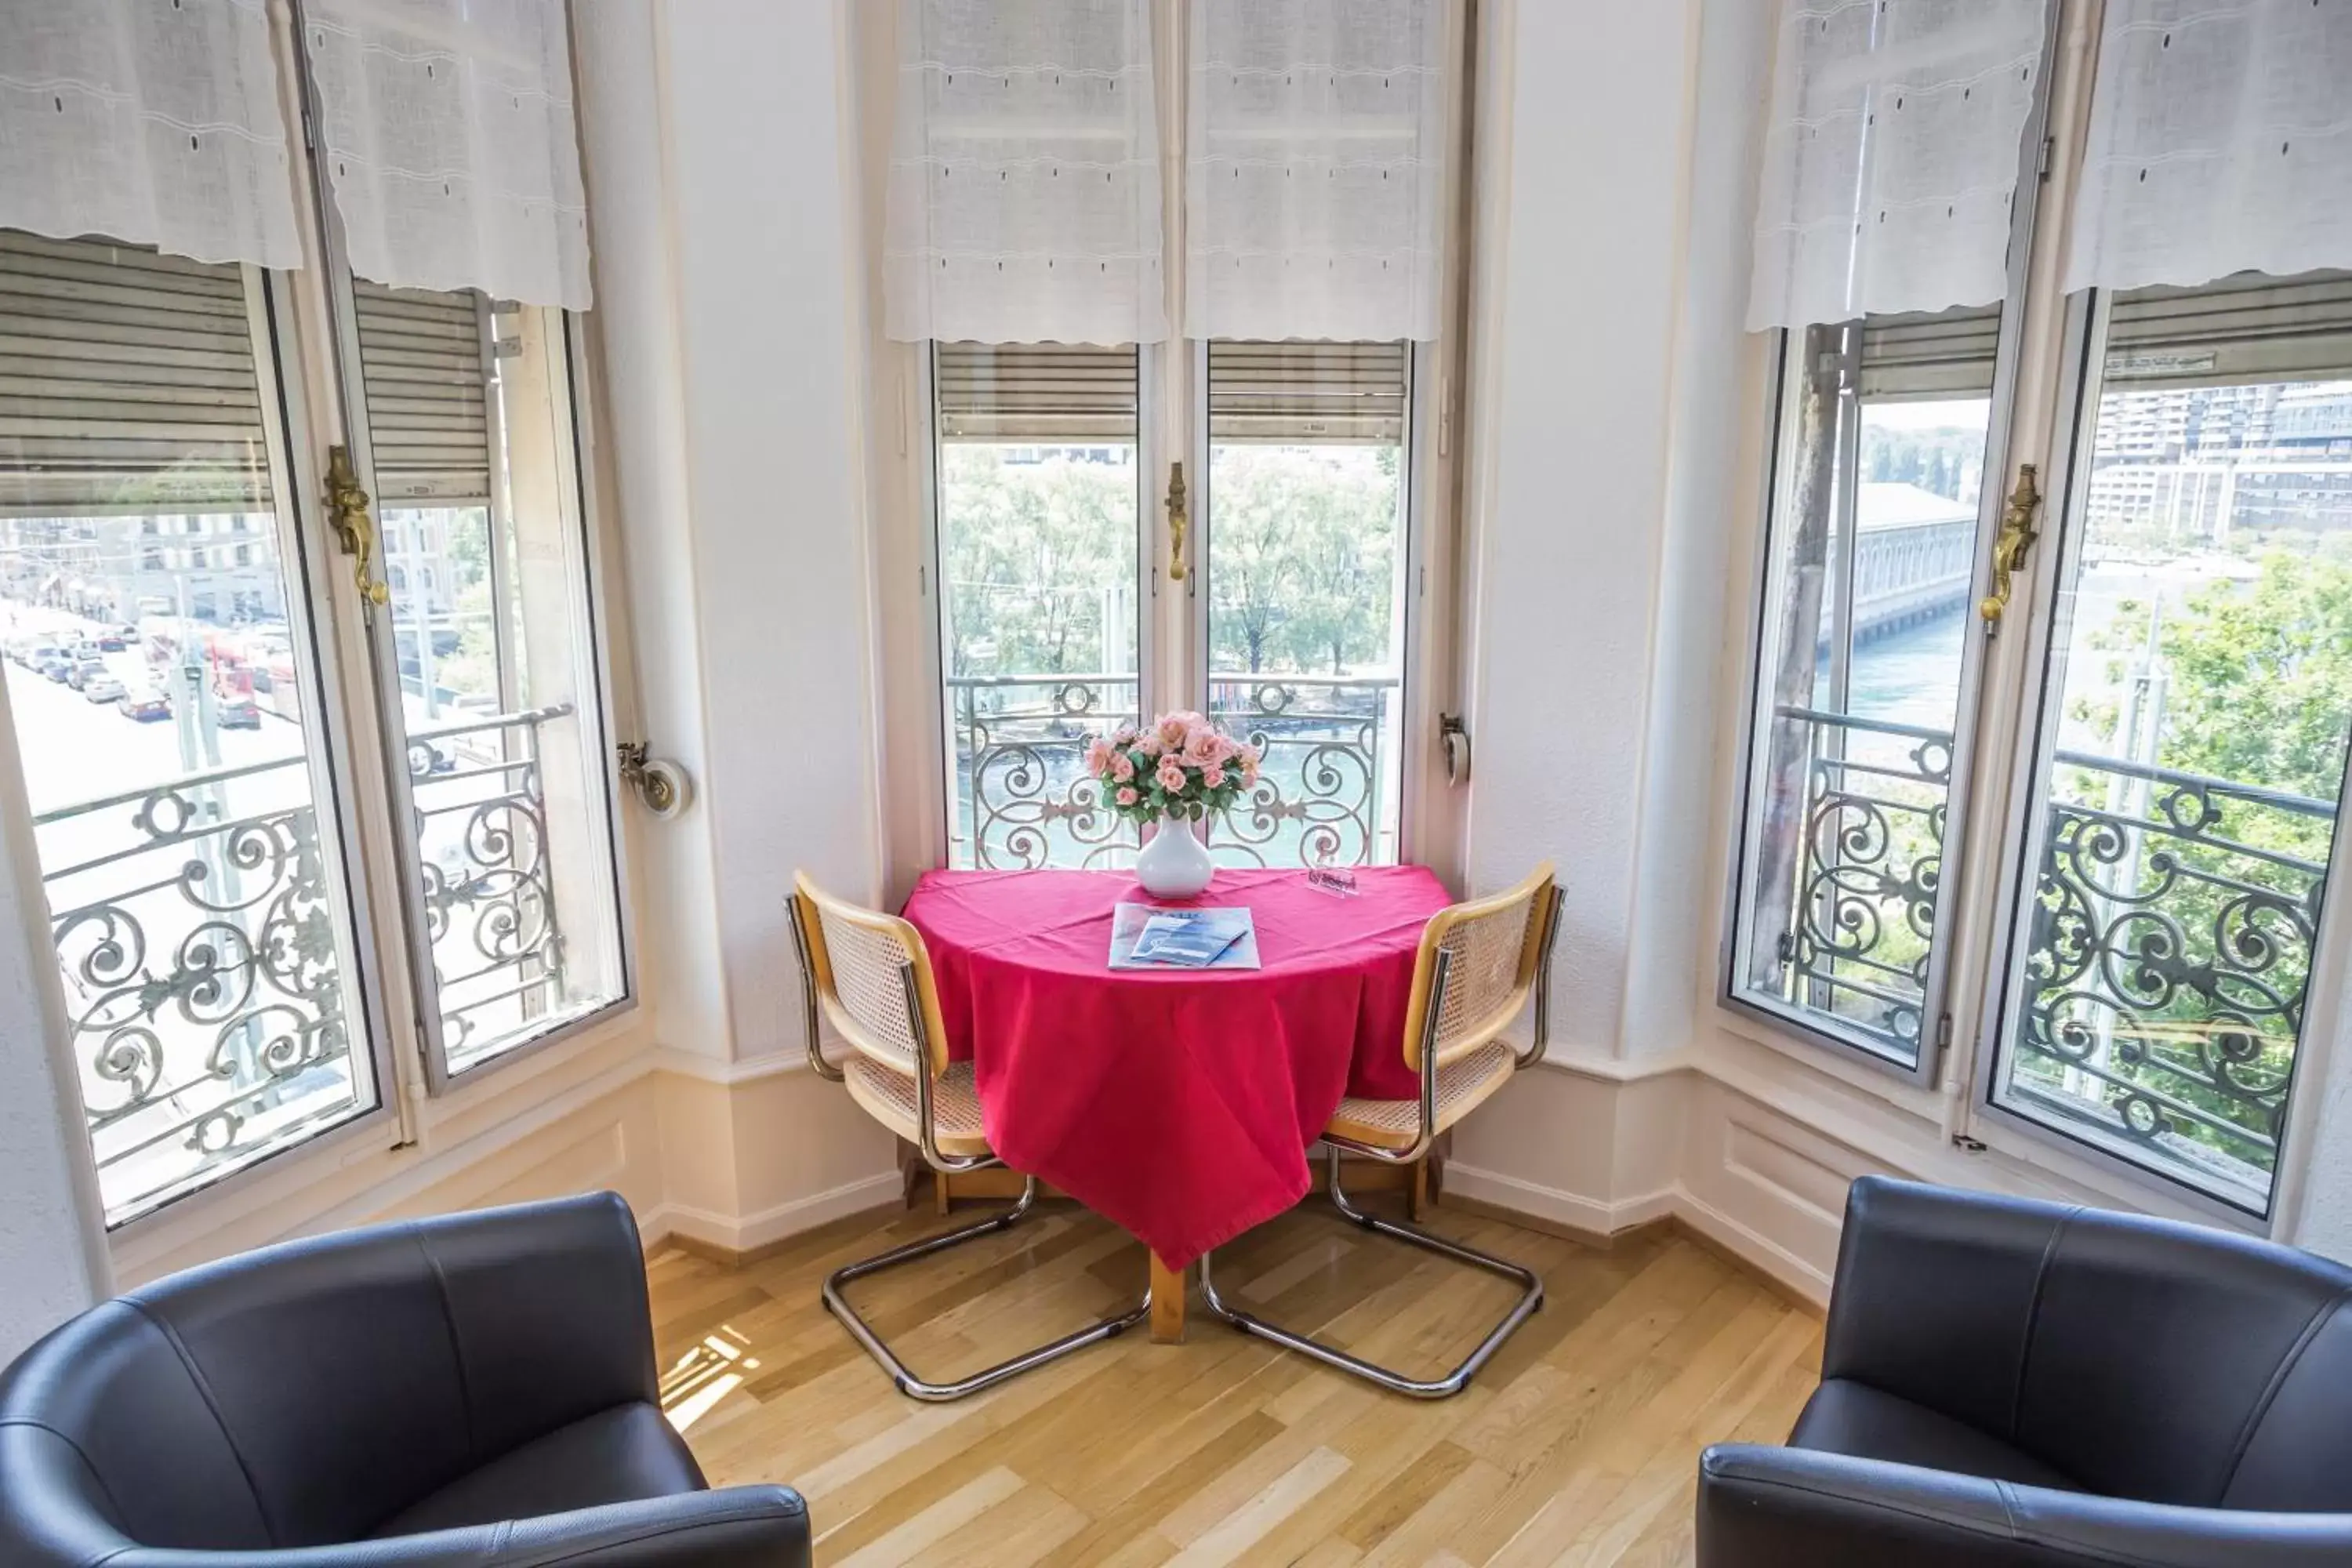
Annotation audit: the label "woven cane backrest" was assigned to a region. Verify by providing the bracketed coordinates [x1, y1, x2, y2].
[1404, 863, 1556, 1071]
[792, 873, 948, 1076]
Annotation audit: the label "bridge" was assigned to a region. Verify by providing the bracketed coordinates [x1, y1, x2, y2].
[1850, 482, 1976, 641]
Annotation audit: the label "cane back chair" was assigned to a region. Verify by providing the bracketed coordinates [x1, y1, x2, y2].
[1200, 861, 1565, 1397]
[787, 873, 1150, 1399]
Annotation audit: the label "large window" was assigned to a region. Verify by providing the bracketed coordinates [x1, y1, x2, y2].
[0, 10, 624, 1224]
[0, 234, 381, 1222]
[931, 344, 1144, 869]
[1729, 0, 2352, 1219]
[1987, 274, 2352, 1210]
[1203, 340, 1411, 867]
[1731, 309, 2004, 1069]
[339, 281, 625, 1080]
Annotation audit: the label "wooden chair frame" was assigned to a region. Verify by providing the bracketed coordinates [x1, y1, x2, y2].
[1199, 868, 1566, 1399]
[788, 880, 1150, 1401]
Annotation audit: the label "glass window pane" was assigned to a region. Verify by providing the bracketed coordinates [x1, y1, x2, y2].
[932, 343, 1142, 869]
[1204, 339, 1409, 867]
[1730, 309, 1998, 1067]
[0, 232, 379, 1222]
[350, 285, 625, 1076]
[1991, 271, 2352, 1210]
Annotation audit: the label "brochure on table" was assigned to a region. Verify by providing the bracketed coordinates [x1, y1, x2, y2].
[1108, 904, 1261, 970]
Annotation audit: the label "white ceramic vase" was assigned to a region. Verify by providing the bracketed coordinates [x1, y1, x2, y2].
[1135, 816, 1214, 899]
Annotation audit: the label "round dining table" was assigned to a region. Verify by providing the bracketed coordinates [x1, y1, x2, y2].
[900, 863, 1453, 1341]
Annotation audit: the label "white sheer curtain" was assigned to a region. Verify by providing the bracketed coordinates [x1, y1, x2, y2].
[1748, 0, 2049, 332]
[2067, 1, 2352, 295]
[0, 0, 299, 268]
[1185, 0, 1449, 343]
[886, 0, 1165, 346]
[303, 0, 591, 310]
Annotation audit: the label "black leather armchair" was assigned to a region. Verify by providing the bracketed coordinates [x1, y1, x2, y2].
[0, 1192, 810, 1566]
[1698, 1175, 2352, 1566]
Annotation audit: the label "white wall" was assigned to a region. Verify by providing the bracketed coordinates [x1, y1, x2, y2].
[1460, 0, 1702, 1062]
[0, 675, 107, 1358]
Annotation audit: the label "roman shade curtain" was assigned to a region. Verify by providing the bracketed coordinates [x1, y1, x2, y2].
[2066, 0, 2352, 296]
[302, 0, 592, 310]
[1184, 0, 1450, 343]
[886, 0, 1166, 346]
[0, 0, 301, 270]
[1747, 0, 2049, 332]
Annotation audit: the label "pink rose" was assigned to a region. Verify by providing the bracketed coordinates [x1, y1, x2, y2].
[1155, 757, 1188, 794]
[1112, 722, 1139, 745]
[1110, 750, 1134, 782]
[1239, 744, 1261, 785]
[1084, 738, 1113, 775]
[1115, 786, 1138, 806]
[1182, 726, 1222, 764]
[1201, 763, 1226, 789]
[1156, 714, 1192, 749]
[1135, 734, 1163, 760]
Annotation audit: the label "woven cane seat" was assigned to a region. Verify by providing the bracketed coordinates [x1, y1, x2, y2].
[844, 1054, 993, 1159]
[1325, 1040, 1515, 1151]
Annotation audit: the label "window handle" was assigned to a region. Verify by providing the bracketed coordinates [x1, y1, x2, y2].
[1165, 460, 1189, 581]
[1978, 463, 2042, 628]
[323, 445, 390, 608]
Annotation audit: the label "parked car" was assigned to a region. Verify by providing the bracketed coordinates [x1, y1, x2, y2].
[116, 690, 171, 723]
[114, 623, 140, 645]
[93, 631, 126, 652]
[81, 674, 125, 704]
[216, 697, 262, 730]
[66, 657, 107, 691]
[39, 653, 74, 683]
[18, 641, 60, 670]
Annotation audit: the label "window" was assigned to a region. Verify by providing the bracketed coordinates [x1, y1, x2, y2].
[931, 344, 1144, 869]
[1986, 274, 2352, 1211]
[1203, 340, 1412, 866]
[339, 281, 626, 1077]
[1729, 1, 2352, 1219]
[0, 234, 382, 1224]
[902, 1, 1461, 873]
[1730, 307, 2005, 1069]
[0, 3, 623, 1223]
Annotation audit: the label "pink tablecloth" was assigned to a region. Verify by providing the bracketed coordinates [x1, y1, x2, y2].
[900, 866, 1450, 1268]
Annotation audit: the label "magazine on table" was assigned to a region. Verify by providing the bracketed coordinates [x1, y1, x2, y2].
[1108, 904, 1261, 970]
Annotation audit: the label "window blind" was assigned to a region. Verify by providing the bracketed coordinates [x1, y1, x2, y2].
[1207, 339, 1407, 443]
[0, 231, 272, 517]
[933, 343, 1138, 440]
[1859, 306, 2003, 400]
[352, 281, 492, 505]
[2104, 271, 2352, 390]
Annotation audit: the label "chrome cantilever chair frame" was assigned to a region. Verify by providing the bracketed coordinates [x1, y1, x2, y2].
[788, 893, 1150, 1402]
[1198, 883, 1566, 1399]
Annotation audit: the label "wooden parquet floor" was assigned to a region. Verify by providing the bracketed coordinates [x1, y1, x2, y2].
[648, 1193, 1821, 1567]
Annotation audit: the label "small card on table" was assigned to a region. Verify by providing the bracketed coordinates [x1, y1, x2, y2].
[1109, 905, 1261, 970]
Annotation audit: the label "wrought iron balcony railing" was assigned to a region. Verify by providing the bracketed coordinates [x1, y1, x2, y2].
[1766, 703, 2331, 1198]
[946, 671, 1401, 871]
[42, 705, 573, 1220]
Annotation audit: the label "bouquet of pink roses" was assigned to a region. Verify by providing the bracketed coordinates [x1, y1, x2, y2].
[1085, 710, 1261, 826]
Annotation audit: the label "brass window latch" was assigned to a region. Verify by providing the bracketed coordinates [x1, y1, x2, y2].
[1165, 461, 1189, 581]
[322, 445, 389, 607]
[1978, 462, 2043, 629]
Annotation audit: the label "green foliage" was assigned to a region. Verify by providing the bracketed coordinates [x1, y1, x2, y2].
[1206, 446, 1399, 677]
[937, 448, 1133, 678]
[1861, 423, 1978, 503]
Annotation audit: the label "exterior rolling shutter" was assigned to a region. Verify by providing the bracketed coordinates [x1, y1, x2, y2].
[1207, 339, 1408, 443]
[353, 281, 492, 504]
[1859, 305, 2002, 401]
[0, 232, 272, 517]
[2106, 272, 2352, 389]
[935, 344, 1138, 441]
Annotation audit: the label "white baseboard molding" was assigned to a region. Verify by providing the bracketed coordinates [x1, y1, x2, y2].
[1669, 1182, 1834, 1307]
[642, 1169, 902, 1256]
[1443, 1160, 1677, 1240]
